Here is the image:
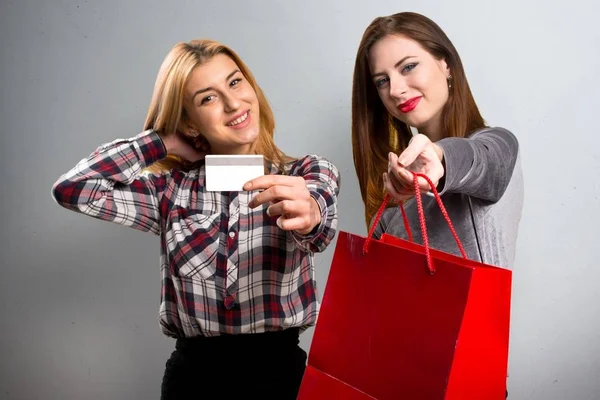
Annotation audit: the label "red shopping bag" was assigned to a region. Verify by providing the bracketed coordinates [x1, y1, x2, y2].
[298, 173, 512, 400]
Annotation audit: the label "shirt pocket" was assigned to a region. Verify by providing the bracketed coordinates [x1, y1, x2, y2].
[166, 206, 221, 281]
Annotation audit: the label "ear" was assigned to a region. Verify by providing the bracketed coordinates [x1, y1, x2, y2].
[440, 58, 450, 78]
[178, 112, 201, 138]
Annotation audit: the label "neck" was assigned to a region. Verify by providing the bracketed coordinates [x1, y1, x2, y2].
[417, 116, 444, 142]
[419, 130, 443, 143]
[211, 143, 254, 155]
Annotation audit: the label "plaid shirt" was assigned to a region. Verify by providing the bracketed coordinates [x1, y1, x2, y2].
[51, 130, 339, 338]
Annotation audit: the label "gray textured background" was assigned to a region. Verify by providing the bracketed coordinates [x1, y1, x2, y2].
[1, 0, 599, 398]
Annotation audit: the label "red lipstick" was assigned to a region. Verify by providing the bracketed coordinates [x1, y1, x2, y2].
[398, 97, 421, 113]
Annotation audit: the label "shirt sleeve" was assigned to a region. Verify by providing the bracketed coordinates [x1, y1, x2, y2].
[51, 130, 170, 235]
[436, 127, 519, 203]
[288, 155, 340, 253]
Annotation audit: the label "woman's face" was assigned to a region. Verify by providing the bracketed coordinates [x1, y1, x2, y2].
[368, 34, 450, 138]
[183, 53, 260, 155]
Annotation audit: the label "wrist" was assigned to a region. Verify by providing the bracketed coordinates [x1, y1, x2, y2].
[433, 143, 444, 162]
[310, 197, 322, 228]
[296, 198, 322, 235]
[159, 134, 175, 155]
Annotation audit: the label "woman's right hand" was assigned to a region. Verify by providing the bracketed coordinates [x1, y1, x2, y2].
[383, 134, 445, 202]
[160, 131, 209, 163]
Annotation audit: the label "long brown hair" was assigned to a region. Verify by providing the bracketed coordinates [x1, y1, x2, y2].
[352, 12, 486, 227]
[144, 39, 293, 173]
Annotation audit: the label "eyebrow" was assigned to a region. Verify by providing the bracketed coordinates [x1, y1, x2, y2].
[191, 69, 241, 101]
[371, 56, 415, 78]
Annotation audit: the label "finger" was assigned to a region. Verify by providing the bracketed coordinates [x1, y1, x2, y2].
[393, 167, 428, 193]
[393, 150, 442, 192]
[388, 153, 406, 183]
[243, 175, 303, 191]
[409, 155, 444, 189]
[388, 169, 411, 193]
[397, 134, 431, 167]
[267, 200, 303, 217]
[248, 185, 294, 208]
[193, 136, 210, 151]
[388, 157, 414, 189]
[383, 172, 413, 202]
[415, 175, 434, 192]
[414, 167, 444, 192]
[389, 169, 431, 196]
[275, 215, 311, 232]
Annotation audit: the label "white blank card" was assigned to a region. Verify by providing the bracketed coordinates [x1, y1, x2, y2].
[205, 155, 264, 192]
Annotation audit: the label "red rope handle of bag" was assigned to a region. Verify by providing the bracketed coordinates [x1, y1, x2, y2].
[364, 195, 414, 247]
[363, 172, 466, 274]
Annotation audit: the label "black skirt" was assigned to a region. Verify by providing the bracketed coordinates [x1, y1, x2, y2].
[161, 328, 307, 400]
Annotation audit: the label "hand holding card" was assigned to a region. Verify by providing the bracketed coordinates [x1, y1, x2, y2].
[244, 175, 321, 234]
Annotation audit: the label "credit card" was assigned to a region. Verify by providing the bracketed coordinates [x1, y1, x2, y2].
[205, 155, 264, 191]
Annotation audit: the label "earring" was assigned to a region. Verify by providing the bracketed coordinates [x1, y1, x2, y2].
[447, 75, 453, 89]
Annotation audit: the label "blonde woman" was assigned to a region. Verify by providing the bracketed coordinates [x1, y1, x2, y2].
[51, 40, 340, 400]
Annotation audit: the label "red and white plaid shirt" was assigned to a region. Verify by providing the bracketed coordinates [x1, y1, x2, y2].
[52, 130, 340, 338]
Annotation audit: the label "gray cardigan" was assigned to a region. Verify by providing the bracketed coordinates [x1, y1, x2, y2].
[373, 127, 524, 269]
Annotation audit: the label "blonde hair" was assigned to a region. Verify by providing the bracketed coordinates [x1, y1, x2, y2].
[144, 39, 293, 173]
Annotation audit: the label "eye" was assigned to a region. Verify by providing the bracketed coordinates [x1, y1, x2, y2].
[402, 63, 418, 73]
[230, 78, 242, 87]
[201, 95, 215, 105]
[375, 77, 389, 88]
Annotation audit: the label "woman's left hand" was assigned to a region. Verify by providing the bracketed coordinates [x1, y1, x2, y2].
[244, 175, 321, 234]
[384, 134, 445, 201]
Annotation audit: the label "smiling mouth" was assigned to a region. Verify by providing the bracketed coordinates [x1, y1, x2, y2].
[227, 111, 249, 127]
[398, 97, 421, 113]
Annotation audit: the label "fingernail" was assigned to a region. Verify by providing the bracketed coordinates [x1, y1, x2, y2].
[276, 217, 283, 229]
[243, 182, 252, 190]
[398, 158, 406, 167]
[266, 207, 271, 216]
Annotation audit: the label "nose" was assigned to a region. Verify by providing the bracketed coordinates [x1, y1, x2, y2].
[223, 92, 241, 113]
[389, 76, 408, 100]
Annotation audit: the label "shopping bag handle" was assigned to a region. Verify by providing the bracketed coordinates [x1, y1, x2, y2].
[363, 172, 467, 274]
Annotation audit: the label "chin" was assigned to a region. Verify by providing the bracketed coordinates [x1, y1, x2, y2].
[239, 128, 260, 145]
[405, 114, 432, 131]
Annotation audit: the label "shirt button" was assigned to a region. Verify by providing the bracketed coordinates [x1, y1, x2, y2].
[229, 231, 235, 238]
[224, 295, 236, 310]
